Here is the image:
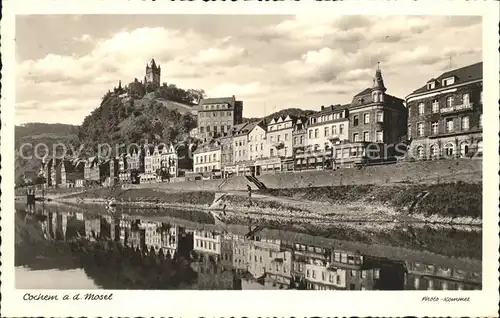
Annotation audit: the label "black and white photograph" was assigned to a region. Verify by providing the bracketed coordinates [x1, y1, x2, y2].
[1, 1, 499, 317]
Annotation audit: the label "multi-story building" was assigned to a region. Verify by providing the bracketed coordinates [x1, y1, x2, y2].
[316, 66, 408, 168]
[216, 134, 235, 178]
[193, 141, 222, 177]
[100, 158, 118, 187]
[232, 235, 251, 272]
[196, 96, 244, 142]
[233, 122, 257, 175]
[47, 158, 84, 188]
[260, 115, 297, 173]
[405, 62, 483, 160]
[84, 156, 100, 184]
[117, 154, 130, 183]
[247, 121, 267, 162]
[297, 105, 349, 170]
[292, 117, 307, 156]
[193, 229, 221, 255]
[140, 145, 160, 183]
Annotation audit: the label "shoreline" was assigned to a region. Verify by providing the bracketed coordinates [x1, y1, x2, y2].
[53, 193, 482, 229]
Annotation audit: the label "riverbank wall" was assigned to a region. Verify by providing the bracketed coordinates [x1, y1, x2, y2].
[124, 158, 481, 192]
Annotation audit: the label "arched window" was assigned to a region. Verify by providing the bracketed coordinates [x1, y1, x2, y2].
[460, 142, 469, 157]
[372, 92, 378, 102]
[416, 146, 425, 159]
[430, 144, 439, 159]
[444, 143, 455, 157]
[378, 92, 383, 102]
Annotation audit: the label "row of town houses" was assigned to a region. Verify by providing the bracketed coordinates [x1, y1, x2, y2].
[39, 142, 195, 188]
[39, 61, 484, 187]
[190, 62, 483, 178]
[44, 208, 481, 290]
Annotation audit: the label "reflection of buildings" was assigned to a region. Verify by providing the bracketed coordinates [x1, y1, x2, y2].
[191, 250, 239, 290]
[404, 261, 481, 290]
[118, 216, 131, 245]
[56, 212, 68, 241]
[292, 243, 347, 290]
[161, 223, 178, 258]
[85, 218, 101, 240]
[232, 235, 250, 272]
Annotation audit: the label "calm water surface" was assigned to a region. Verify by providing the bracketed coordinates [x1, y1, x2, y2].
[15, 202, 481, 290]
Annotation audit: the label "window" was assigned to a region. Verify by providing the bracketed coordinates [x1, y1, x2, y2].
[477, 140, 483, 153]
[446, 118, 454, 132]
[376, 112, 383, 123]
[446, 96, 454, 107]
[431, 121, 439, 135]
[332, 125, 337, 135]
[300, 136, 304, 144]
[463, 93, 470, 105]
[417, 123, 424, 137]
[250, 145, 253, 152]
[270, 149, 274, 157]
[432, 99, 439, 113]
[277, 135, 281, 142]
[339, 124, 344, 134]
[361, 270, 366, 279]
[293, 136, 297, 145]
[461, 116, 470, 131]
[350, 270, 356, 277]
[408, 124, 411, 137]
[353, 115, 359, 126]
[418, 103, 425, 115]
[314, 129, 319, 138]
[427, 82, 435, 90]
[261, 143, 264, 150]
[444, 143, 455, 157]
[416, 146, 425, 159]
[430, 144, 439, 158]
[364, 113, 370, 124]
[308, 130, 313, 139]
[270, 136, 274, 143]
[376, 131, 383, 142]
[363, 132, 370, 141]
[479, 114, 483, 128]
[443, 77, 455, 86]
[285, 133, 289, 141]
[374, 269, 380, 280]
[353, 133, 359, 142]
[460, 142, 469, 156]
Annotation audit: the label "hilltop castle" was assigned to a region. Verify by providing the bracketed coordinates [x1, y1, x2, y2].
[144, 58, 161, 89]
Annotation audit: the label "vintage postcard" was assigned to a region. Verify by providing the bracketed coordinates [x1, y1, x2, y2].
[1, 0, 499, 316]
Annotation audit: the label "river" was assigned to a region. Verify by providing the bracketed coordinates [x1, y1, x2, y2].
[15, 201, 482, 290]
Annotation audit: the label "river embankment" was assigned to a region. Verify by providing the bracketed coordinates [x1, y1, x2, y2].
[54, 182, 482, 229]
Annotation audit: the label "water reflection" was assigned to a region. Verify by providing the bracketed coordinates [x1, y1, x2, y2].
[15, 202, 481, 290]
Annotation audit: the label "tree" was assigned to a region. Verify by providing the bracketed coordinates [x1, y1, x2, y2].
[180, 113, 197, 134]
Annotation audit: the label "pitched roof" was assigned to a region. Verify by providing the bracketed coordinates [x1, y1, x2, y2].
[199, 96, 235, 106]
[353, 88, 372, 97]
[409, 61, 483, 95]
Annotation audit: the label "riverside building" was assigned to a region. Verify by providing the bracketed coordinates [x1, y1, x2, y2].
[405, 62, 483, 160]
[196, 96, 244, 142]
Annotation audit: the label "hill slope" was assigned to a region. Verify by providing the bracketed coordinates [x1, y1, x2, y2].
[244, 107, 317, 123]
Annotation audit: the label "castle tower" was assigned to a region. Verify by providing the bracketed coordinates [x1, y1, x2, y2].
[145, 58, 161, 88]
[372, 62, 386, 103]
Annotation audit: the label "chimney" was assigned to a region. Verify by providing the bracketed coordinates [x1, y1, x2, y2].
[321, 105, 325, 111]
[330, 105, 334, 110]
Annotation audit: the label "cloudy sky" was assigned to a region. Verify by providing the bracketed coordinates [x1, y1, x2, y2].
[16, 15, 482, 125]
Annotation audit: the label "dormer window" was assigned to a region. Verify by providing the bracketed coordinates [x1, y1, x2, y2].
[427, 81, 436, 90]
[442, 76, 456, 86]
